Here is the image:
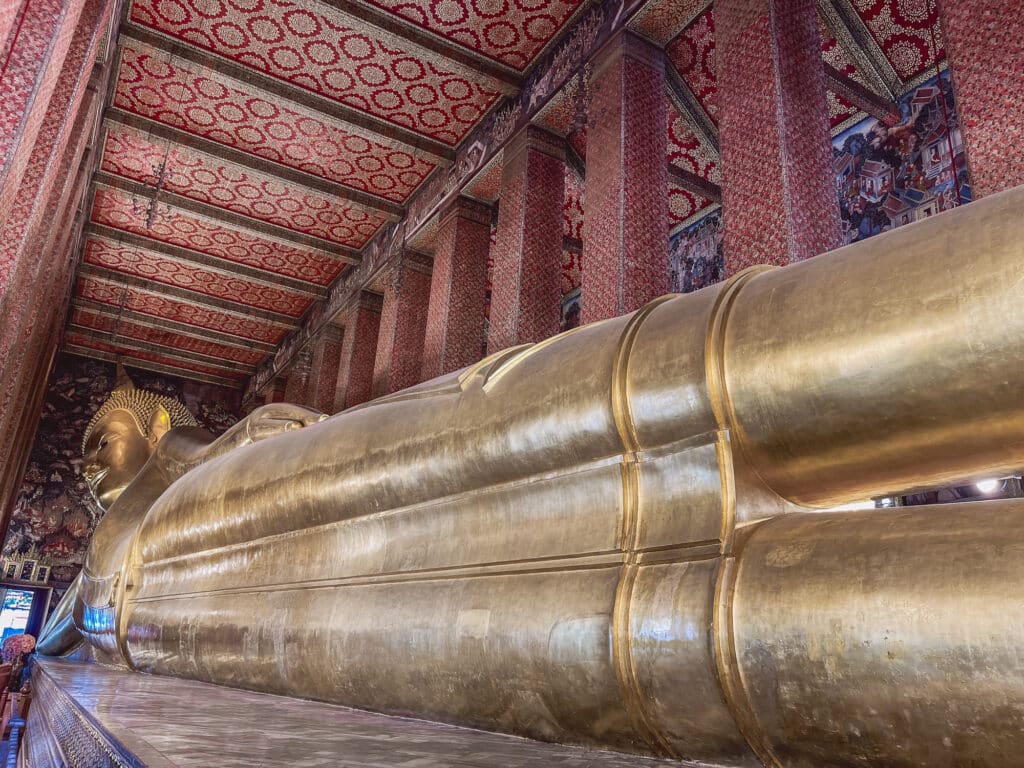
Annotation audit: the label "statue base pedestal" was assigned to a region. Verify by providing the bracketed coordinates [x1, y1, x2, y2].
[25, 658, 687, 767]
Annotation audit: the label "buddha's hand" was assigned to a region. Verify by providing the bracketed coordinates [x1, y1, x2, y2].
[244, 404, 329, 443]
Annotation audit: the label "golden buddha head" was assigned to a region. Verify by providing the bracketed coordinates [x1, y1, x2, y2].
[81, 363, 197, 509]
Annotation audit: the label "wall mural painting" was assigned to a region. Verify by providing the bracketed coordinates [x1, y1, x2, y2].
[3, 354, 241, 584]
[833, 70, 970, 244]
[560, 288, 582, 332]
[669, 209, 725, 294]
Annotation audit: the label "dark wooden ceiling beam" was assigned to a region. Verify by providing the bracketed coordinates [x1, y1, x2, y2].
[118, 27, 456, 164]
[824, 63, 901, 122]
[103, 109, 405, 220]
[64, 344, 243, 388]
[67, 323, 256, 372]
[318, 0, 522, 92]
[87, 224, 327, 299]
[668, 164, 722, 204]
[72, 297, 276, 352]
[92, 173, 362, 262]
[818, 0, 901, 99]
[78, 263, 298, 326]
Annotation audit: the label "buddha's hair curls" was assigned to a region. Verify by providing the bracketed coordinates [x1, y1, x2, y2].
[82, 388, 197, 454]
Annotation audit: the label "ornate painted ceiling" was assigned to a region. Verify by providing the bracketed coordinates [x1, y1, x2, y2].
[63, 0, 946, 389]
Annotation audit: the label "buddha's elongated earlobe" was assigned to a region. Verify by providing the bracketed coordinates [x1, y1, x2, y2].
[148, 405, 172, 445]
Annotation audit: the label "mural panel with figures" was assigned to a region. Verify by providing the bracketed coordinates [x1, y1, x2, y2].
[3, 355, 241, 584]
[666, 70, 970, 290]
[669, 209, 724, 294]
[833, 71, 970, 243]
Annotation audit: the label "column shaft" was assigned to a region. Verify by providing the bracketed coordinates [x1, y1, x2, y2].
[716, 0, 841, 274]
[421, 197, 491, 379]
[0, 0, 92, 232]
[263, 378, 287, 404]
[335, 292, 382, 410]
[939, 0, 1024, 197]
[582, 31, 669, 325]
[283, 348, 313, 406]
[487, 127, 565, 353]
[373, 251, 432, 397]
[308, 326, 344, 413]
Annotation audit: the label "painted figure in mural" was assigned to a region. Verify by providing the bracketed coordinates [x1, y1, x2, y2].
[36, 187, 1024, 767]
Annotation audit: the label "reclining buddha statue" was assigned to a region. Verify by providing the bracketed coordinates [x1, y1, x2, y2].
[39, 184, 1024, 768]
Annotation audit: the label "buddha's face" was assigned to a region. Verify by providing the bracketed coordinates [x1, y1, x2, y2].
[81, 409, 155, 509]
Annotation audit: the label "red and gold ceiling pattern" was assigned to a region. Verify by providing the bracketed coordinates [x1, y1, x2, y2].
[667, 98, 718, 181]
[67, 0, 950, 387]
[628, 0, 709, 47]
[71, 308, 265, 366]
[363, 0, 586, 70]
[76, 276, 286, 343]
[101, 128, 386, 247]
[818, 14, 863, 128]
[666, 8, 716, 124]
[114, 44, 437, 195]
[83, 236, 314, 317]
[852, 0, 942, 80]
[668, 182, 713, 228]
[91, 187, 346, 286]
[65, 331, 248, 380]
[129, 0, 501, 144]
[104, 120, 429, 208]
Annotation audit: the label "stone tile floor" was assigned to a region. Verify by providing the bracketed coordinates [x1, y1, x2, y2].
[36, 659, 696, 767]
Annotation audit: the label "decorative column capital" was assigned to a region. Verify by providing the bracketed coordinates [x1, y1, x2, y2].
[589, 29, 664, 82]
[504, 126, 566, 166]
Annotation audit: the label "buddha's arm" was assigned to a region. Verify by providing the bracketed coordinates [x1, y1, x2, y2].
[152, 404, 328, 473]
[188, 404, 328, 464]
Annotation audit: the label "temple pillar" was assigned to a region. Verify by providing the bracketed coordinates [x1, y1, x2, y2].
[487, 127, 565, 353]
[939, 0, 1024, 197]
[307, 325, 344, 413]
[421, 197, 491, 380]
[373, 251, 432, 397]
[0, 0, 93, 232]
[334, 292, 382, 411]
[581, 31, 669, 325]
[0, 0, 110, 522]
[263, 378, 287, 405]
[0, 1, 29, 56]
[716, 0, 841, 274]
[283, 348, 313, 406]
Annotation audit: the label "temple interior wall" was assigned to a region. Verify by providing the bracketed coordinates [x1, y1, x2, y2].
[1, 355, 240, 591]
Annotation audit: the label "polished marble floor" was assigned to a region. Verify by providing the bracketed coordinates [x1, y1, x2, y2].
[35, 659, 696, 767]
